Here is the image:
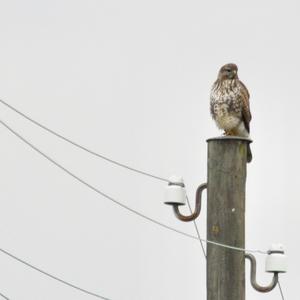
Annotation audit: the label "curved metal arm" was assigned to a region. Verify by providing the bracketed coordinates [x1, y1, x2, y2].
[173, 183, 207, 222]
[245, 253, 278, 293]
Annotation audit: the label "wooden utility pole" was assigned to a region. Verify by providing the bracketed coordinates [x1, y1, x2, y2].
[206, 136, 251, 300]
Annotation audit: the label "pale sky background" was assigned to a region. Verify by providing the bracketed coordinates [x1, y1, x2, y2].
[0, 0, 298, 299]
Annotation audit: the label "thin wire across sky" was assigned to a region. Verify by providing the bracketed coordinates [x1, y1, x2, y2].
[0, 99, 267, 254]
[0, 98, 169, 183]
[0, 99, 286, 300]
[0, 247, 111, 300]
[0, 291, 9, 300]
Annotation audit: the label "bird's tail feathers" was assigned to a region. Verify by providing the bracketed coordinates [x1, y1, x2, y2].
[247, 144, 252, 163]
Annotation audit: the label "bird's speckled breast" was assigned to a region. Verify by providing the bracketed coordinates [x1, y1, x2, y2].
[210, 79, 243, 130]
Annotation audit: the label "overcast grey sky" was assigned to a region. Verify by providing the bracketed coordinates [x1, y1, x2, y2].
[0, 0, 298, 299]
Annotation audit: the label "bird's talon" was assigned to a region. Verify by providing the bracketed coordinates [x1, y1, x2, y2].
[223, 130, 233, 136]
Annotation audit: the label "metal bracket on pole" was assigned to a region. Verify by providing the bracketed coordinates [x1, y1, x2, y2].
[164, 176, 206, 222]
[164, 139, 287, 300]
[172, 183, 207, 222]
[245, 253, 279, 293]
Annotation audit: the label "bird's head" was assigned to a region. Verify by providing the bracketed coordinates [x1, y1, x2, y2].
[218, 63, 238, 80]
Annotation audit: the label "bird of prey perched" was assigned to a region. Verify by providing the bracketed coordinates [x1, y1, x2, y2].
[210, 63, 252, 162]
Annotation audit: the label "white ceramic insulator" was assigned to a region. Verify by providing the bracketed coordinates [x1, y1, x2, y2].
[268, 243, 285, 252]
[168, 175, 184, 185]
[164, 176, 186, 206]
[265, 244, 287, 273]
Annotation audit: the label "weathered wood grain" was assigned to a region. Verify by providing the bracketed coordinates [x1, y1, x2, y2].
[206, 136, 251, 300]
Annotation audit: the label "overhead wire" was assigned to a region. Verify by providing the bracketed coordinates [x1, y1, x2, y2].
[0, 98, 169, 183]
[0, 291, 9, 300]
[0, 247, 111, 300]
[0, 98, 207, 252]
[0, 100, 276, 300]
[0, 119, 197, 241]
[205, 239, 267, 254]
[0, 97, 287, 300]
[1, 97, 287, 300]
[186, 195, 206, 258]
[278, 280, 285, 300]
[1, 116, 268, 300]
[0, 109, 269, 255]
[0, 118, 268, 255]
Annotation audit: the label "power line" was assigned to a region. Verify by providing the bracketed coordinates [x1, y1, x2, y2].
[0, 119, 268, 255]
[0, 119, 197, 241]
[0, 292, 9, 300]
[184, 195, 266, 255]
[0, 247, 111, 300]
[0, 99, 282, 299]
[204, 239, 267, 255]
[278, 280, 285, 300]
[0, 99, 270, 254]
[186, 195, 206, 258]
[0, 98, 169, 183]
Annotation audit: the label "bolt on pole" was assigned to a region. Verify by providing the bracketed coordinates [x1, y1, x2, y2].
[206, 136, 251, 300]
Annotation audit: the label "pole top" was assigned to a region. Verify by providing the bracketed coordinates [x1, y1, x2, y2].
[207, 136, 252, 143]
